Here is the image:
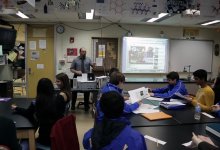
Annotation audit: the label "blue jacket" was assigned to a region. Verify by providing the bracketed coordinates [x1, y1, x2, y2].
[83, 118, 147, 150]
[216, 102, 220, 117]
[152, 80, 188, 99]
[96, 83, 139, 121]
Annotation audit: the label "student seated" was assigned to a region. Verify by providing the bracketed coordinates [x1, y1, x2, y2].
[185, 69, 214, 112]
[212, 76, 220, 104]
[96, 71, 141, 121]
[149, 71, 188, 99]
[55, 72, 72, 114]
[83, 91, 147, 150]
[11, 78, 67, 148]
[190, 132, 219, 150]
[211, 103, 220, 117]
[0, 116, 21, 150]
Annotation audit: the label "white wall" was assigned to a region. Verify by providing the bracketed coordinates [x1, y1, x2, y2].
[55, 23, 220, 79]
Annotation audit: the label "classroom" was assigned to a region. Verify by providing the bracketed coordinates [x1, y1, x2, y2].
[0, 0, 220, 150]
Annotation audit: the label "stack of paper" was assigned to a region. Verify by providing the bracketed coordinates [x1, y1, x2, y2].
[128, 87, 149, 104]
[160, 101, 186, 109]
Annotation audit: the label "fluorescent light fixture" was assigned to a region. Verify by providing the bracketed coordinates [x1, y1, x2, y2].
[86, 9, 94, 20]
[16, 11, 29, 19]
[147, 13, 169, 22]
[201, 20, 220, 26]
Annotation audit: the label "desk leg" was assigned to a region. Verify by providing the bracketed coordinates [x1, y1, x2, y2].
[28, 130, 36, 150]
[17, 129, 36, 150]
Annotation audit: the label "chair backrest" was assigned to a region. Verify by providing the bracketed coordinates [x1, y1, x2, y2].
[50, 115, 80, 150]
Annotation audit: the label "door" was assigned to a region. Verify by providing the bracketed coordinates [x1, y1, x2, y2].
[26, 25, 55, 98]
[92, 38, 118, 76]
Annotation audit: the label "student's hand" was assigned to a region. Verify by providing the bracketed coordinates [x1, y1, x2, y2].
[211, 105, 220, 112]
[197, 135, 215, 146]
[137, 100, 142, 106]
[184, 95, 193, 101]
[191, 132, 216, 148]
[191, 132, 202, 147]
[149, 92, 154, 96]
[123, 96, 129, 101]
[11, 104, 17, 110]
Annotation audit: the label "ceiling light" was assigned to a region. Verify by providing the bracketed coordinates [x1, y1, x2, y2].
[86, 9, 94, 20]
[201, 20, 220, 26]
[16, 11, 29, 19]
[147, 13, 168, 22]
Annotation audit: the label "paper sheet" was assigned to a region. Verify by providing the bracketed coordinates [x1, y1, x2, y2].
[146, 97, 163, 101]
[0, 98, 11, 102]
[29, 41, 36, 50]
[182, 141, 192, 147]
[96, 57, 103, 66]
[202, 112, 215, 118]
[133, 104, 159, 114]
[144, 135, 166, 145]
[39, 40, 46, 49]
[128, 87, 149, 104]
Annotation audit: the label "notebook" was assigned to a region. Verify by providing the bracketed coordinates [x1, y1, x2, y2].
[141, 111, 172, 121]
[160, 101, 186, 110]
[206, 123, 220, 138]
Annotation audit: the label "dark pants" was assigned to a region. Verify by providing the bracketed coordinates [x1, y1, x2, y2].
[72, 91, 90, 111]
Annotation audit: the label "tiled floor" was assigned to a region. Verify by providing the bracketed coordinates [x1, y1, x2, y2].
[71, 105, 94, 149]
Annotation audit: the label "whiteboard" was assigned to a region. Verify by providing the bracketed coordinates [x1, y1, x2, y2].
[169, 39, 213, 72]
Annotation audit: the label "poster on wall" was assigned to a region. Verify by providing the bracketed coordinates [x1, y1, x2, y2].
[39, 40, 46, 49]
[29, 41, 36, 50]
[67, 48, 77, 63]
[98, 45, 105, 57]
[31, 51, 40, 60]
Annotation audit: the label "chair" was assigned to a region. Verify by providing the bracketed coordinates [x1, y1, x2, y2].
[50, 115, 80, 150]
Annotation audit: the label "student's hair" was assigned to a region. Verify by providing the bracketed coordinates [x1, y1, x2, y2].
[166, 71, 179, 80]
[56, 73, 71, 99]
[100, 91, 124, 119]
[109, 67, 119, 77]
[36, 78, 56, 115]
[109, 72, 125, 85]
[193, 69, 207, 81]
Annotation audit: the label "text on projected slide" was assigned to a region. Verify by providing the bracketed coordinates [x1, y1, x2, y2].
[122, 37, 169, 73]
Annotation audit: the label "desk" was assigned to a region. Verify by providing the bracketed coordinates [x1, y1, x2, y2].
[129, 99, 220, 149]
[0, 98, 35, 150]
[71, 88, 99, 109]
[130, 99, 220, 127]
[135, 124, 220, 150]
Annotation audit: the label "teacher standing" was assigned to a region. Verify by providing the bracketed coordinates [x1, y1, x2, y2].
[70, 47, 95, 111]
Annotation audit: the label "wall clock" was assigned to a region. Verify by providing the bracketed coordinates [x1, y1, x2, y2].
[56, 25, 65, 34]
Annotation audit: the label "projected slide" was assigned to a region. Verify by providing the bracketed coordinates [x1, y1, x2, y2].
[122, 37, 169, 73]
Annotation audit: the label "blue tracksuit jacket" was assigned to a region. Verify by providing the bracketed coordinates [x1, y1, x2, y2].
[152, 80, 188, 99]
[96, 83, 139, 121]
[83, 118, 147, 150]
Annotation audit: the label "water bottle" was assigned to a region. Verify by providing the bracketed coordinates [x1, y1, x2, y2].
[194, 103, 201, 120]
